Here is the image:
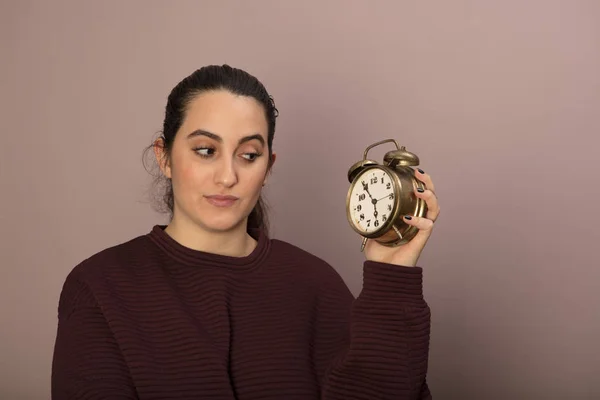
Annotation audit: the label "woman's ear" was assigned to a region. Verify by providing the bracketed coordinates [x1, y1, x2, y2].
[263, 152, 277, 186]
[153, 138, 172, 178]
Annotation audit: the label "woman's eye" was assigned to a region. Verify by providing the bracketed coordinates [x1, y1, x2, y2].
[242, 152, 261, 161]
[194, 147, 215, 157]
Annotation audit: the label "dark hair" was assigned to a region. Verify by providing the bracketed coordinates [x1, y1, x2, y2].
[144, 64, 278, 235]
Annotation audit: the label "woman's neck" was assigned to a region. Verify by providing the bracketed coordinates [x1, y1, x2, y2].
[164, 215, 257, 258]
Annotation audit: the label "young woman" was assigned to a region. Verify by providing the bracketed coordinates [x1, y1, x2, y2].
[51, 64, 440, 399]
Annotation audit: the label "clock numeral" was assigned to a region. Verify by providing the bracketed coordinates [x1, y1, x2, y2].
[386, 183, 391, 189]
[360, 214, 365, 220]
[356, 204, 362, 211]
[387, 204, 392, 211]
[381, 177, 385, 184]
[389, 193, 394, 200]
[370, 177, 378, 184]
[366, 220, 371, 227]
[382, 214, 387, 222]
[358, 194, 366, 201]
[374, 220, 380, 227]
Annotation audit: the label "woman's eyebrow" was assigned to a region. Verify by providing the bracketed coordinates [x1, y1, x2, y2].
[187, 130, 265, 146]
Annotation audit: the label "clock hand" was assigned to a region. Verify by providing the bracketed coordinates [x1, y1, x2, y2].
[376, 194, 392, 202]
[367, 197, 378, 221]
[360, 183, 379, 217]
[362, 182, 373, 199]
[362, 182, 381, 222]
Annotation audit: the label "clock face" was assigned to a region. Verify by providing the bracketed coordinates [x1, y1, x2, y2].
[348, 167, 396, 234]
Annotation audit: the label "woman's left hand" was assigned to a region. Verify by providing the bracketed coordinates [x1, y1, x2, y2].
[364, 169, 440, 267]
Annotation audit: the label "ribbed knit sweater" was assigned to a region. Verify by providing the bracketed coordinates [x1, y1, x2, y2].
[51, 225, 432, 399]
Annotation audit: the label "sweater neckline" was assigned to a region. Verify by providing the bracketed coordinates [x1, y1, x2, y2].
[147, 225, 271, 272]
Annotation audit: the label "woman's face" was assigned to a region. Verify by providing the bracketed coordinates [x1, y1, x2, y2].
[158, 89, 275, 234]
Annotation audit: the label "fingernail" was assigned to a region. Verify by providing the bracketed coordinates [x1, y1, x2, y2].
[418, 168, 425, 174]
[404, 215, 412, 220]
[417, 188, 424, 193]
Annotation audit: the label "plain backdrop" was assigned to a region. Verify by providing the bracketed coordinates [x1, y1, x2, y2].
[1, 1, 599, 399]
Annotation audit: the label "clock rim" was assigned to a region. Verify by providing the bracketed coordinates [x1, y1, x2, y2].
[345, 165, 402, 239]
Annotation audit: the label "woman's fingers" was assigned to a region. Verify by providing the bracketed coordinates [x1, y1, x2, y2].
[414, 169, 440, 222]
[403, 214, 435, 231]
[415, 168, 435, 193]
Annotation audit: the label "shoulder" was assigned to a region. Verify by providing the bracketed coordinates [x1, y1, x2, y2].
[56, 233, 152, 313]
[67, 234, 150, 282]
[269, 238, 330, 268]
[58, 233, 152, 305]
[268, 238, 348, 289]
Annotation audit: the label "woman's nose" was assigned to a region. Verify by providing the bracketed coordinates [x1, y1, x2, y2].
[214, 157, 238, 187]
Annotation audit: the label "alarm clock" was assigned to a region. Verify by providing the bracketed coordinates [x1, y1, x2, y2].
[346, 139, 428, 251]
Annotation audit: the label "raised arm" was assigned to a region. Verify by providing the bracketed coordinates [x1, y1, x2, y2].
[318, 168, 438, 399]
[51, 273, 137, 400]
[315, 261, 431, 400]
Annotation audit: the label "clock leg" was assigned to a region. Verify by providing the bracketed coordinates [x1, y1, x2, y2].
[360, 237, 368, 252]
[393, 225, 403, 241]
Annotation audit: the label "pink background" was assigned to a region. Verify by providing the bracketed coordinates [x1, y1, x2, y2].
[1, 1, 599, 398]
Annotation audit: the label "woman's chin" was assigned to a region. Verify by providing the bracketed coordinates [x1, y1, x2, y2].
[198, 216, 246, 233]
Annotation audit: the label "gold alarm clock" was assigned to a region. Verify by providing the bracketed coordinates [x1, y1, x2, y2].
[346, 139, 428, 251]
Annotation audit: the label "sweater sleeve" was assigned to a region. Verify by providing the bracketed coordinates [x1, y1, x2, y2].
[317, 261, 432, 400]
[51, 272, 138, 400]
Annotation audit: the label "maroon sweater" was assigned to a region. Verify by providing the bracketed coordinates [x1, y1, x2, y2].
[51, 225, 432, 399]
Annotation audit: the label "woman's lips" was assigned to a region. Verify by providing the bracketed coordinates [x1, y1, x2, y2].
[204, 195, 239, 208]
